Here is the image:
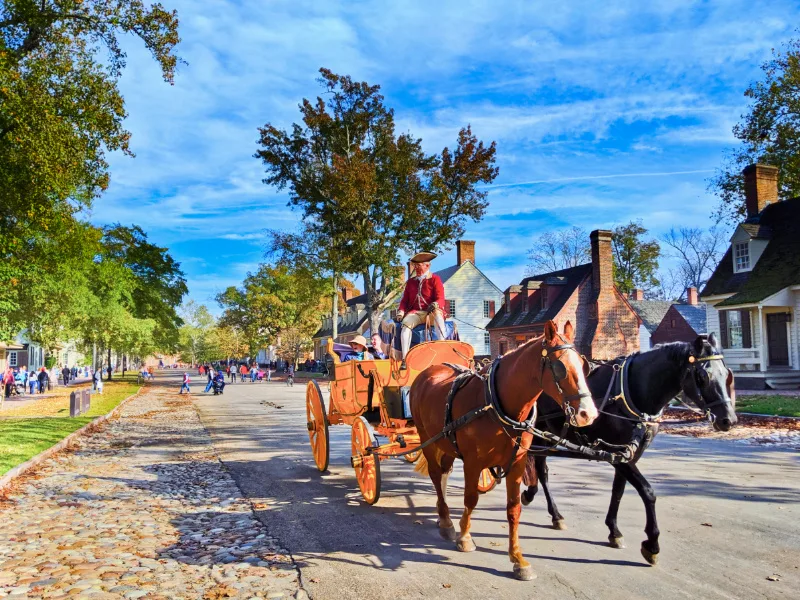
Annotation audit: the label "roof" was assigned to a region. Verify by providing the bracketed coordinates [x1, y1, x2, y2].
[673, 304, 707, 334]
[313, 313, 368, 339]
[701, 197, 800, 305]
[740, 223, 772, 239]
[628, 300, 673, 334]
[486, 264, 591, 330]
[435, 264, 461, 284]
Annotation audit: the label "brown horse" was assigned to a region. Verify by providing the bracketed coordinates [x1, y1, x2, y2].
[410, 320, 597, 581]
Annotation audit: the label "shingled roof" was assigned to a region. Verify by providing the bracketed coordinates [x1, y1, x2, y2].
[701, 197, 800, 306]
[673, 304, 707, 334]
[486, 264, 591, 329]
[628, 300, 672, 334]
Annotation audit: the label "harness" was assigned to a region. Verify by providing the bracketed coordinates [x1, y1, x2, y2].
[678, 354, 732, 424]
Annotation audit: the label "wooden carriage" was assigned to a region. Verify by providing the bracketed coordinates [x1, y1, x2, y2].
[306, 338, 496, 504]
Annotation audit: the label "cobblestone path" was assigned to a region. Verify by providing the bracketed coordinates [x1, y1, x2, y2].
[0, 383, 302, 599]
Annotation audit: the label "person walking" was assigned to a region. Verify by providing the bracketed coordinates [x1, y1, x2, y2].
[37, 368, 49, 394]
[27, 369, 37, 394]
[239, 363, 247, 383]
[266, 365, 272, 382]
[61, 365, 71, 387]
[250, 364, 258, 383]
[286, 363, 294, 387]
[179, 372, 191, 394]
[204, 366, 215, 393]
[2, 368, 14, 398]
[92, 367, 101, 391]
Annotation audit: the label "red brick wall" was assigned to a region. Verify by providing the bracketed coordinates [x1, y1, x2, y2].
[589, 288, 640, 360]
[651, 306, 697, 345]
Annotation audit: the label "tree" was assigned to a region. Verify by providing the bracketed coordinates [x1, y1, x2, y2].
[0, 1, 181, 341]
[257, 69, 498, 335]
[612, 221, 661, 296]
[275, 327, 312, 369]
[177, 301, 215, 366]
[211, 326, 246, 362]
[101, 224, 188, 348]
[661, 227, 727, 295]
[711, 38, 800, 223]
[526, 226, 590, 275]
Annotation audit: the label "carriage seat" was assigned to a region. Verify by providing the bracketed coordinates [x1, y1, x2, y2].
[377, 319, 459, 360]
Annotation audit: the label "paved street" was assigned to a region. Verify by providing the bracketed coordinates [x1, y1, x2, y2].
[194, 374, 800, 600]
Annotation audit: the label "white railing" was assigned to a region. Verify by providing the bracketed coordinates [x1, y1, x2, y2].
[723, 348, 761, 368]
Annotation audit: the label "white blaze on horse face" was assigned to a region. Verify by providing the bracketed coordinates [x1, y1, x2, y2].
[564, 350, 597, 427]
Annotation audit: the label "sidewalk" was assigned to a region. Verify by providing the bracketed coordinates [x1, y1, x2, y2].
[0, 380, 302, 599]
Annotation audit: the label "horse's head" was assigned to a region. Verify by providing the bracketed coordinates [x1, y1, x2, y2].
[541, 321, 597, 428]
[682, 333, 738, 432]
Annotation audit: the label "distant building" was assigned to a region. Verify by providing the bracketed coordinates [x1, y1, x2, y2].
[701, 164, 800, 390]
[628, 287, 707, 350]
[487, 230, 641, 360]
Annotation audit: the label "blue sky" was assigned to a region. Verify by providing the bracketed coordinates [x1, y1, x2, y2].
[90, 0, 800, 311]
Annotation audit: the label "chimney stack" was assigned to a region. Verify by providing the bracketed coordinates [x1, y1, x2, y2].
[504, 285, 521, 309]
[686, 286, 698, 306]
[630, 289, 644, 301]
[341, 286, 357, 303]
[743, 164, 779, 218]
[456, 240, 476, 266]
[590, 230, 614, 296]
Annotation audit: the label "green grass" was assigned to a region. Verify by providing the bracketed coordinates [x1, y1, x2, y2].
[0, 382, 139, 476]
[736, 394, 800, 417]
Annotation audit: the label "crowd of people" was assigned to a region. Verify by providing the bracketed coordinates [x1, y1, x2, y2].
[179, 360, 303, 395]
[1, 363, 105, 400]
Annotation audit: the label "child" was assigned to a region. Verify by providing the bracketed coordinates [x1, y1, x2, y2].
[180, 372, 191, 394]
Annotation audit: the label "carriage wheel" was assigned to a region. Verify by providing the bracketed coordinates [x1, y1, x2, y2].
[477, 468, 498, 494]
[404, 448, 422, 463]
[351, 416, 381, 505]
[306, 380, 329, 472]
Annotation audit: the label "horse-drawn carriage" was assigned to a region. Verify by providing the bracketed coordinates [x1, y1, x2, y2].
[305, 336, 496, 504]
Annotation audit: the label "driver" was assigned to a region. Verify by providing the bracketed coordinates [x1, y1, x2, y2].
[396, 251, 447, 370]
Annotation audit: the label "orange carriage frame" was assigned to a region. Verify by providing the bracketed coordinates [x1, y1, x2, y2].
[306, 338, 497, 504]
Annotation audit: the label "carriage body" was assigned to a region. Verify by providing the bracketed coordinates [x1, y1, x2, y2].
[306, 338, 492, 504]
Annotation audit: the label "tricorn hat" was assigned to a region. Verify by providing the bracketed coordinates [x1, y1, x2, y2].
[410, 251, 437, 263]
[349, 335, 368, 350]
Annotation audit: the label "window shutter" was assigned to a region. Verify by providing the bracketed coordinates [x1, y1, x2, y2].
[489, 300, 496, 318]
[741, 310, 752, 348]
[719, 310, 729, 348]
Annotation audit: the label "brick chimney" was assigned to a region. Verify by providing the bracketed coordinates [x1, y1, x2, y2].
[743, 164, 779, 218]
[341, 286, 357, 303]
[456, 240, 476, 266]
[686, 286, 698, 306]
[590, 230, 614, 297]
[630, 289, 644, 301]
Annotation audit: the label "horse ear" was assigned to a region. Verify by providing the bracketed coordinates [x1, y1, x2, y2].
[708, 332, 718, 349]
[563, 321, 575, 342]
[693, 335, 706, 356]
[544, 320, 557, 343]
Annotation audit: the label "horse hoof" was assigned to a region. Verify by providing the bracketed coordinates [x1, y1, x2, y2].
[513, 564, 537, 581]
[608, 535, 625, 549]
[456, 537, 477, 552]
[641, 544, 659, 565]
[520, 491, 533, 506]
[439, 527, 457, 542]
[552, 519, 567, 530]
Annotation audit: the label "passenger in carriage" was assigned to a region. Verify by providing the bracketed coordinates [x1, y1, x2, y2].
[343, 335, 374, 362]
[370, 332, 387, 359]
[396, 251, 447, 370]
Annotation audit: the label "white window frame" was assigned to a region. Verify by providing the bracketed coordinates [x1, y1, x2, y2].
[734, 242, 750, 272]
[484, 333, 490, 353]
[448, 299, 456, 318]
[8, 351, 17, 367]
[727, 311, 744, 349]
[483, 300, 491, 318]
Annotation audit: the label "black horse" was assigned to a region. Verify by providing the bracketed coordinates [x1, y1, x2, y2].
[521, 334, 737, 565]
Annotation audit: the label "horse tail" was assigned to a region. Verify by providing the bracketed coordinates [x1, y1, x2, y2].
[414, 445, 445, 478]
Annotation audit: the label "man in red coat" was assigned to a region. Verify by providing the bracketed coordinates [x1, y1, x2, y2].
[396, 251, 447, 370]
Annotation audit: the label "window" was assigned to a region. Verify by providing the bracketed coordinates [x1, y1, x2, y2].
[483, 300, 491, 318]
[390, 309, 398, 321]
[8, 351, 17, 367]
[734, 242, 750, 271]
[448, 299, 456, 318]
[499, 341, 508, 356]
[727, 311, 743, 348]
[484, 333, 491, 353]
[671, 319, 676, 328]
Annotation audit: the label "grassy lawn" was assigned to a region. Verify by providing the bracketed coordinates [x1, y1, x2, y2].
[0, 381, 140, 476]
[736, 394, 800, 417]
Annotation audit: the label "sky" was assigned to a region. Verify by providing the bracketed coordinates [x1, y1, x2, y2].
[89, 0, 800, 311]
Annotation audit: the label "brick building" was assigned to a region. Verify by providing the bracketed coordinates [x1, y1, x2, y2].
[649, 287, 707, 346]
[486, 229, 641, 360]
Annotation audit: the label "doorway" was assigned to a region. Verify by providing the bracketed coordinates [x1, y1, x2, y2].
[766, 313, 790, 367]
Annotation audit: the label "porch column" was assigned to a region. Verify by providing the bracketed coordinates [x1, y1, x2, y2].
[758, 305, 767, 372]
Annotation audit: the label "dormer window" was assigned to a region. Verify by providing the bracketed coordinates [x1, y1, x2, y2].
[734, 242, 750, 272]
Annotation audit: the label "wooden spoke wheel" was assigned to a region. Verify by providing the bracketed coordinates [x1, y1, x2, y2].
[306, 380, 329, 472]
[477, 468, 498, 494]
[351, 416, 381, 505]
[404, 448, 422, 463]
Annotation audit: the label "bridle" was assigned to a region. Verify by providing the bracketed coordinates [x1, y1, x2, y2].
[540, 341, 593, 422]
[682, 354, 733, 423]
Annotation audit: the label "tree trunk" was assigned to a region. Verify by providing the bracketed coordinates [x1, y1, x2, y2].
[107, 347, 112, 381]
[92, 341, 97, 370]
[332, 272, 339, 340]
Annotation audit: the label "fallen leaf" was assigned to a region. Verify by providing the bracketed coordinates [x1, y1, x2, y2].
[701, 522, 713, 527]
[489, 541, 501, 547]
[413, 520, 423, 525]
[310, 578, 320, 583]
[442, 583, 452, 589]
[766, 575, 781, 582]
